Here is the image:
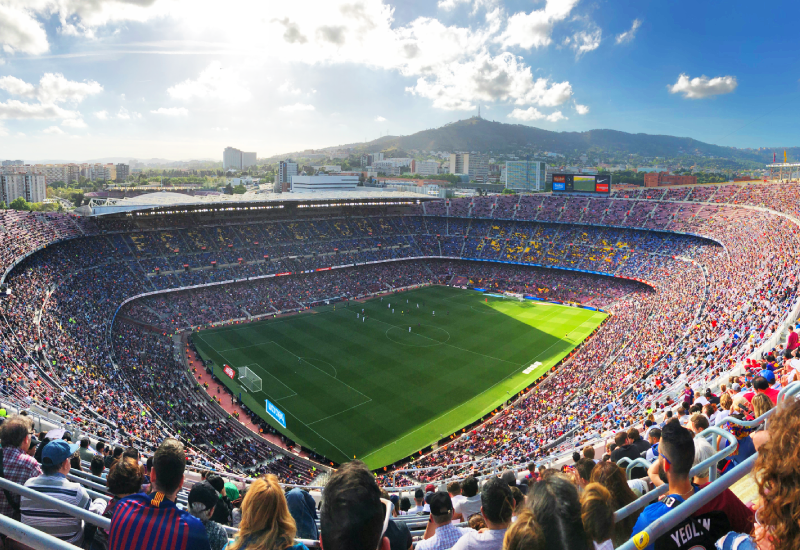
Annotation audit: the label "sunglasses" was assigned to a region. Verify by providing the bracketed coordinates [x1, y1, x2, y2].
[378, 498, 393, 549]
[659, 451, 671, 465]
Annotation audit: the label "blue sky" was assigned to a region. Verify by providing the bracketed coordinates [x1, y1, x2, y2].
[0, 0, 798, 161]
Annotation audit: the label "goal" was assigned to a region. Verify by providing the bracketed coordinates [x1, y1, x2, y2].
[239, 367, 262, 393]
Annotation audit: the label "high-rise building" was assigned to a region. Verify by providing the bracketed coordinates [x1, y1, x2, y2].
[223, 147, 257, 170]
[504, 161, 547, 191]
[449, 153, 488, 182]
[1, 160, 23, 167]
[115, 163, 130, 183]
[1, 174, 46, 204]
[275, 160, 298, 193]
[415, 160, 439, 176]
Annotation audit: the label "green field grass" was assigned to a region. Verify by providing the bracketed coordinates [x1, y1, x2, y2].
[191, 286, 606, 469]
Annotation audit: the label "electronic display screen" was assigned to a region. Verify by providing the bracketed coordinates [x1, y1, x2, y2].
[552, 174, 610, 194]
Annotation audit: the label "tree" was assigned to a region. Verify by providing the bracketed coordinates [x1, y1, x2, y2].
[225, 182, 234, 195]
[0, 201, 6, 209]
[9, 197, 30, 211]
[233, 184, 246, 194]
[72, 192, 84, 207]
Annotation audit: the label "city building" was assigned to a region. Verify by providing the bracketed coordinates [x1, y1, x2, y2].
[1, 173, 46, 204]
[275, 160, 298, 192]
[643, 172, 697, 187]
[115, 164, 130, 183]
[223, 147, 257, 170]
[449, 153, 488, 182]
[415, 160, 439, 176]
[291, 175, 359, 192]
[504, 161, 547, 191]
[1, 160, 23, 167]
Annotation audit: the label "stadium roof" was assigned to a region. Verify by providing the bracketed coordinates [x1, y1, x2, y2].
[87, 189, 433, 217]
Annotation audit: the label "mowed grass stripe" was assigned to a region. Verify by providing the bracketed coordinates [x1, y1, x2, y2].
[192, 286, 605, 469]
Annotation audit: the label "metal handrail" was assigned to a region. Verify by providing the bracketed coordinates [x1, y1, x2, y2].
[0, 477, 110, 529]
[0, 513, 78, 550]
[618, 453, 758, 550]
[625, 458, 653, 479]
[614, 426, 738, 522]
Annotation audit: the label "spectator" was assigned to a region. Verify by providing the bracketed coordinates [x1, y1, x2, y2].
[691, 438, 715, 486]
[79, 438, 95, 462]
[92, 457, 144, 550]
[408, 489, 426, 515]
[690, 413, 709, 435]
[90, 456, 105, 478]
[715, 393, 733, 427]
[379, 489, 412, 550]
[286, 488, 318, 540]
[744, 377, 779, 406]
[645, 427, 661, 462]
[451, 477, 514, 550]
[583, 445, 597, 463]
[609, 431, 647, 479]
[504, 474, 591, 550]
[590, 461, 642, 546]
[95, 442, 105, 458]
[447, 482, 466, 516]
[70, 453, 83, 471]
[108, 438, 211, 550]
[320, 460, 391, 550]
[188, 482, 228, 550]
[232, 487, 247, 528]
[717, 397, 800, 550]
[417, 492, 470, 550]
[751, 393, 774, 421]
[581, 483, 615, 550]
[452, 477, 481, 522]
[105, 447, 122, 469]
[21, 440, 101, 545]
[630, 422, 753, 550]
[207, 474, 232, 526]
[574, 458, 596, 489]
[0, 416, 42, 520]
[399, 497, 410, 516]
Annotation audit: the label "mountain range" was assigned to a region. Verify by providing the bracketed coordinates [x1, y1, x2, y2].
[281, 118, 798, 166]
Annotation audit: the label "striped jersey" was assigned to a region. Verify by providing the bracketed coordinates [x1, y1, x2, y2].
[109, 492, 211, 550]
[20, 473, 91, 544]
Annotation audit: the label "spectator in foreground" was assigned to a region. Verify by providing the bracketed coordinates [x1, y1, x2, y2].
[0, 416, 42, 520]
[21, 440, 101, 545]
[320, 461, 390, 550]
[452, 477, 514, 550]
[92, 457, 144, 550]
[630, 422, 753, 550]
[580, 483, 615, 550]
[208, 474, 233, 526]
[452, 476, 481, 521]
[716, 397, 800, 550]
[417, 492, 470, 550]
[90, 456, 105, 478]
[79, 438, 95, 462]
[187, 482, 228, 550]
[286, 487, 318, 541]
[590, 461, 641, 546]
[503, 474, 592, 550]
[108, 438, 211, 550]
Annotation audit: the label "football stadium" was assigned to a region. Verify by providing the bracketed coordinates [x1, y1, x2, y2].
[2, 180, 800, 549]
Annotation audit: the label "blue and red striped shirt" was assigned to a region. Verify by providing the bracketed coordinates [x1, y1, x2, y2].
[108, 492, 211, 550]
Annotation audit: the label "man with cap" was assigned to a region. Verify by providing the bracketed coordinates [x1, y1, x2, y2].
[417, 492, 472, 550]
[21, 439, 103, 545]
[187, 482, 228, 550]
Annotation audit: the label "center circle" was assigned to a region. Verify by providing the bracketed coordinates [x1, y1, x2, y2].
[385, 324, 451, 347]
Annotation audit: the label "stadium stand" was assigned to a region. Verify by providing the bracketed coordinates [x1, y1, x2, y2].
[2, 182, 800, 548]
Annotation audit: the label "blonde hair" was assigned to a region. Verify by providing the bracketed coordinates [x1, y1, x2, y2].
[752, 393, 774, 419]
[503, 509, 545, 550]
[227, 475, 297, 550]
[580, 483, 614, 544]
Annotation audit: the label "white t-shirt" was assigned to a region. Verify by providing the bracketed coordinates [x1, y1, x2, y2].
[714, 410, 731, 427]
[454, 494, 482, 520]
[450, 494, 467, 524]
[451, 528, 507, 550]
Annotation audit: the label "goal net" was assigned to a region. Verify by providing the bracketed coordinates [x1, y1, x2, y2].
[239, 367, 262, 393]
[503, 292, 525, 302]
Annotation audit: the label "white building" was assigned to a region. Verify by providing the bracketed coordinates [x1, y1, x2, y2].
[415, 160, 439, 176]
[449, 153, 488, 182]
[291, 175, 359, 192]
[504, 161, 546, 192]
[223, 147, 258, 170]
[1, 173, 46, 204]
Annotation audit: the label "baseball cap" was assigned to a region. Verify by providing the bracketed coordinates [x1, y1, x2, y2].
[425, 483, 436, 493]
[428, 492, 453, 516]
[760, 369, 776, 384]
[188, 482, 219, 512]
[731, 383, 741, 392]
[704, 389, 712, 396]
[501, 470, 517, 486]
[42, 440, 80, 467]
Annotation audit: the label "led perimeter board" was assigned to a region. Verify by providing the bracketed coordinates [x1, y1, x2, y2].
[552, 174, 611, 194]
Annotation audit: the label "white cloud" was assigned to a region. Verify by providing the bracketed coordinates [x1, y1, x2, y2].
[150, 107, 188, 116]
[0, 75, 35, 96]
[0, 123, 7, 137]
[168, 61, 251, 102]
[211, 126, 229, 131]
[0, 100, 79, 119]
[566, 27, 601, 58]
[437, 0, 470, 9]
[0, 73, 102, 105]
[279, 103, 315, 112]
[374, 115, 386, 122]
[0, 4, 49, 55]
[117, 106, 141, 119]
[616, 19, 642, 44]
[574, 103, 589, 115]
[61, 118, 87, 128]
[278, 81, 302, 95]
[94, 110, 109, 119]
[509, 107, 567, 122]
[498, 0, 580, 50]
[669, 73, 738, 99]
[43, 125, 65, 134]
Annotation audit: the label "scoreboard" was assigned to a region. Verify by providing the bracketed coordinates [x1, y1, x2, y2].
[552, 174, 611, 194]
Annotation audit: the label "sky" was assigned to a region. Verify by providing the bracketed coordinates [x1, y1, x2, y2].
[0, 0, 799, 162]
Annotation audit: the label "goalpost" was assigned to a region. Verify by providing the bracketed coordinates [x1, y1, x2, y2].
[503, 291, 525, 302]
[239, 367, 262, 393]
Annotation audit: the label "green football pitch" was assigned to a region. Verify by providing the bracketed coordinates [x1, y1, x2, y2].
[191, 285, 606, 469]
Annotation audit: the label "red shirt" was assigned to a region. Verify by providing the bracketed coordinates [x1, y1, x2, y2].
[743, 388, 779, 405]
[788, 330, 799, 351]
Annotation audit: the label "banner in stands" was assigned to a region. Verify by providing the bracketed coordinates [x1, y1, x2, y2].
[266, 399, 287, 428]
[551, 174, 611, 194]
[223, 365, 235, 379]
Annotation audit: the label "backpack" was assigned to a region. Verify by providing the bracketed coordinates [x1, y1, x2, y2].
[654, 496, 732, 550]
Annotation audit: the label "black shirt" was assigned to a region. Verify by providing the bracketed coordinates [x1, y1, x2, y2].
[385, 520, 413, 550]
